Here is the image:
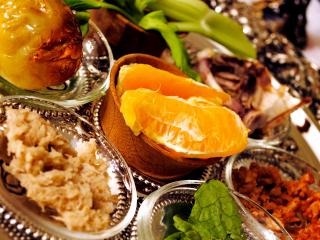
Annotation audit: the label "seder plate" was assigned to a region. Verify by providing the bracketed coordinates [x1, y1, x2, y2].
[1, 1, 320, 239]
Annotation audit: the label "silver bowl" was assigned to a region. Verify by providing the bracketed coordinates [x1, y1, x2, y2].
[0, 96, 136, 239]
[136, 180, 292, 240]
[0, 21, 114, 107]
[225, 145, 320, 190]
[225, 145, 320, 240]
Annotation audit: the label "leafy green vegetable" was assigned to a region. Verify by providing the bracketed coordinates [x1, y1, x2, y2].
[64, 0, 256, 80]
[165, 180, 245, 240]
[64, 0, 136, 22]
[75, 11, 90, 36]
[163, 203, 193, 237]
[135, 0, 155, 13]
[64, 0, 103, 10]
[149, 0, 256, 59]
[65, 0, 133, 36]
[75, 11, 90, 23]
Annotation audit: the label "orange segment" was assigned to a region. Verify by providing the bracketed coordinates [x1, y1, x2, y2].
[117, 63, 230, 105]
[120, 89, 248, 159]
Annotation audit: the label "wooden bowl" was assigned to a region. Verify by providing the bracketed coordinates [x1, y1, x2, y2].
[99, 54, 220, 180]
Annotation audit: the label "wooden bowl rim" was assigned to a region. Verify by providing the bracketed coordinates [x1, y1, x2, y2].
[108, 53, 220, 166]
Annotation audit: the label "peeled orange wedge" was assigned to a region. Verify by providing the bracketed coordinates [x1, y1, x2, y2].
[117, 64, 230, 105]
[120, 88, 248, 159]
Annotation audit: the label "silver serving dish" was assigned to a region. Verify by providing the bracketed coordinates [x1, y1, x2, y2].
[225, 144, 320, 188]
[0, 96, 137, 239]
[136, 180, 292, 240]
[225, 144, 320, 239]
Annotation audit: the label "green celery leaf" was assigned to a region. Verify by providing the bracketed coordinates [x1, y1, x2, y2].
[108, 0, 126, 7]
[149, 0, 209, 22]
[200, 11, 256, 59]
[64, 0, 135, 22]
[64, 0, 104, 10]
[75, 11, 90, 24]
[139, 11, 202, 81]
[80, 22, 89, 36]
[75, 11, 90, 36]
[135, 0, 156, 12]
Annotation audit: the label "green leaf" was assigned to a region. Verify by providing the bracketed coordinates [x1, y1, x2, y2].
[165, 232, 184, 240]
[149, 0, 209, 22]
[166, 180, 245, 240]
[190, 180, 244, 240]
[75, 11, 91, 36]
[64, 0, 103, 11]
[135, 0, 156, 13]
[75, 11, 90, 24]
[64, 0, 136, 22]
[139, 11, 202, 81]
[80, 22, 89, 36]
[108, 0, 127, 8]
[163, 203, 192, 237]
[200, 11, 256, 59]
[164, 216, 202, 240]
[184, 230, 202, 240]
[174, 216, 194, 233]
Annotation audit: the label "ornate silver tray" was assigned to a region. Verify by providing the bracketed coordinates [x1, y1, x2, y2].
[1, 1, 320, 239]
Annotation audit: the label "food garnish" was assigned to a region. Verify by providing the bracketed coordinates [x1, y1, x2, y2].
[233, 162, 320, 239]
[119, 86, 248, 158]
[2, 109, 115, 232]
[64, 0, 256, 81]
[165, 180, 244, 240]
[0, 0, 83, 90]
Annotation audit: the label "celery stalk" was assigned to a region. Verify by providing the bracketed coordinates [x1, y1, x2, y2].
[64, 0, 137, 22]
[150, 0, 256, 59]
[65, 0, 257, 80]
[135, 0, 156, 13]
[149, 0, 209, 21]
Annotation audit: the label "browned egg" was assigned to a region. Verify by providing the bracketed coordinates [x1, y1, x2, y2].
[0, 0, 83, 89]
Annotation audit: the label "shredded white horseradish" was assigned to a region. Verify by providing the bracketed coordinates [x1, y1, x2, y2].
[3, 109, 116, 232]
